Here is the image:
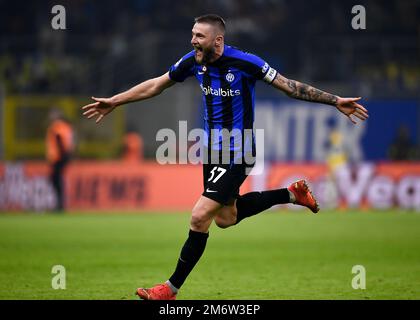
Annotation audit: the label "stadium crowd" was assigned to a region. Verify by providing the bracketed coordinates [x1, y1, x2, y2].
[0, 0, 418, 97]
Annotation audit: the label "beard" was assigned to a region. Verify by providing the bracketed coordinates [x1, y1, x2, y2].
[194, 46, 216, 64]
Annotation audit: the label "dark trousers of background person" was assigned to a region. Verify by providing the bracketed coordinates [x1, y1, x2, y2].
[50, 159, 68, 212]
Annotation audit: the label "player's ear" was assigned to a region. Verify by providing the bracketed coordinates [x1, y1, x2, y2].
[215, 35, 223, 47]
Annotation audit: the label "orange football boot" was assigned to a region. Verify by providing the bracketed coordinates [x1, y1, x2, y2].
[288, 180, 320, 213]
[136, 283, 177, 300]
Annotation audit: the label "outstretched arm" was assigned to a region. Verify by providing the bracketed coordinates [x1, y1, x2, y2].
[271, 73, 368, 124]
[82, 72, 175, 123]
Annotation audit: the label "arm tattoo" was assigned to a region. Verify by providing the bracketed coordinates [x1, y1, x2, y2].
[276, 74, 338, 106]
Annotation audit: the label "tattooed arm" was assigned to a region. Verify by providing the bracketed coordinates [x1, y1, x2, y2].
[271, 73, 369, 124]
[272, 73, 338, 105]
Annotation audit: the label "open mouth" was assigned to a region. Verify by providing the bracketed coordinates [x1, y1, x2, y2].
[193, 46, 205, 62]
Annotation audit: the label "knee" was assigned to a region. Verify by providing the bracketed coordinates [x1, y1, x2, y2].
[191, 207, 210, 232]
[215, 205, 237, 229]
[214, 216, 234, 229]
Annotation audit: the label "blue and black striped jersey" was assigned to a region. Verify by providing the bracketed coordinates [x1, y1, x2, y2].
[169, 44, 277, 158]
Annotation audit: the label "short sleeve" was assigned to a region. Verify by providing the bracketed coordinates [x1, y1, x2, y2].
[168, 51, 195, 82]
[244, 53, 278, 83]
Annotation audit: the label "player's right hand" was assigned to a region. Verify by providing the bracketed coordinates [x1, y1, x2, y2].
[82, 97, 116, 124]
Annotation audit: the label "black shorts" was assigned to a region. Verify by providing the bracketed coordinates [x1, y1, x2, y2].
[202, 162, 253, 205]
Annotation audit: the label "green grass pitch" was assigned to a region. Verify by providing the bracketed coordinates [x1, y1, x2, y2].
[0, 210, 419, 300]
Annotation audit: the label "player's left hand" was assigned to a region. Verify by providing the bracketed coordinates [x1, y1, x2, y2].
[335, 97, 368, 124]
[82, 97, 116, 124]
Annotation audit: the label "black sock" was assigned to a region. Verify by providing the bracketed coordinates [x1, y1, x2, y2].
[235, 189, 290, 224]
[168, 229, 209, 290]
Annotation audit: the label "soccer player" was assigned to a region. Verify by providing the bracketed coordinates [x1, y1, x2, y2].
[46, 108, 74, 212]
[82, 14, 368, 300]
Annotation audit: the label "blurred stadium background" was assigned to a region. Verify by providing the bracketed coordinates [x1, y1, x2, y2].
[0, 0, 419, 299]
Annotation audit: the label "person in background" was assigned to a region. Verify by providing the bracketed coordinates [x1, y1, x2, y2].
[122, 128, 144, 163]
[324, 129, 348, 209]
[388, 125, 417, 160]
[46, 108, 74, 211]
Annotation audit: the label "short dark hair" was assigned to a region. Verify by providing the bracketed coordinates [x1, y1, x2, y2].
[194, 14, 226, 34]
